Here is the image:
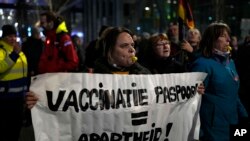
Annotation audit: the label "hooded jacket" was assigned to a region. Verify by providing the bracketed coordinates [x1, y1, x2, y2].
[38, 21, 79, 73]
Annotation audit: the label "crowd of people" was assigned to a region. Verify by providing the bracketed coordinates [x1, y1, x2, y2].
[0, 10, 249, 141]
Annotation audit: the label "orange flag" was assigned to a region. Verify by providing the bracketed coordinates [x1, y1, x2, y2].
[178, 0, 195, 29]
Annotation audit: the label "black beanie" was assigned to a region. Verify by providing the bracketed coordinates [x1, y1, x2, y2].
[1, 24, 17, 37]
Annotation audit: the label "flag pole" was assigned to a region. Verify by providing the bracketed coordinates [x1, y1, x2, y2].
[178, 16, 184, 42]
[178, 0, 194, 42]
[178, 0, 184, 42]
[178, 0, 186, 66]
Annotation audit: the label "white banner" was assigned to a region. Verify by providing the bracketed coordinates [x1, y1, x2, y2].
[30, 72, 207, 141]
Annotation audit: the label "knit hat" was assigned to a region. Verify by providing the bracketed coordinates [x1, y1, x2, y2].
[1, 24, 17, 37]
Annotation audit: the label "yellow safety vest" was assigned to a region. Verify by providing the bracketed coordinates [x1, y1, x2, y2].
[0, 40, 27, 81]
[0, 40, 28, 94]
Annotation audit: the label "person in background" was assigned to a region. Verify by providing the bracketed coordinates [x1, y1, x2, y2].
[93, 27, 151, 74]
[167, 21, 192, 71]
[181, 28, 201, 55]
[85, 25, 110, 72]
[71, 35, 87, 72]
[136, 32, 151, 67]
[237, 35, 250, 117]
[22, 27, 44, 86]
[142, 33, 185, 74]
[38, 11, 79, 74]
[0, 24, 28, 140]
[229, 35, 239, 62]
[21, 26, 45, 130]
[180, 28, 202, 69]
[191, 22, 248, 141]
[167, 22, 180, 57]
[141, 33, 205, 95]
[132, 33, 141, 53]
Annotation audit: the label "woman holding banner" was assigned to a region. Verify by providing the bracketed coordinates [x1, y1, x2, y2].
[191, 22, 248, 141]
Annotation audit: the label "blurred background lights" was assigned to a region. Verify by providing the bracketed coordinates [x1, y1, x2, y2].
[145, 7, 150, 11]
[136, 26, 141, 31]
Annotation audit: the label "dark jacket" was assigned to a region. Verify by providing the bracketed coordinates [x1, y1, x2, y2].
[144, 57, 185, 74]
[22, 37, 44, 76]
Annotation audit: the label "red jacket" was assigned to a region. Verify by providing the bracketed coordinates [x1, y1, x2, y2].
[38, 28, 79, 74]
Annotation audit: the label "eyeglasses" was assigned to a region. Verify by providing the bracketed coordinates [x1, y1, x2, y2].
[156, 42, 170, 46]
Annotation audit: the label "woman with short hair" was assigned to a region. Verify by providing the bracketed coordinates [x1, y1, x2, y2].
[191, 22, 248, 141]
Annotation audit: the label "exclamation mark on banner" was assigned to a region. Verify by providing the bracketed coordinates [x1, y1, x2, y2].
[164, 123, 173, 141]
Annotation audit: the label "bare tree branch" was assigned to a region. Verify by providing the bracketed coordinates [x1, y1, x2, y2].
[57, 0, 81, 14]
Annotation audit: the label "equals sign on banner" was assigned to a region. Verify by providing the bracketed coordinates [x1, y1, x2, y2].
[131, 111, 148, 126]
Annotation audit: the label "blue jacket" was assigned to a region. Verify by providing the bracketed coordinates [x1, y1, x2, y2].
[191, 55, 248, 141]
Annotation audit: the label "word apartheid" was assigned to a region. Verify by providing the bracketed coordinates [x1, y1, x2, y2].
[78, 124, 165, 141]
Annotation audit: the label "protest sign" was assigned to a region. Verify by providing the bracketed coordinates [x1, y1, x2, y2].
[30, 72, 206, 141]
